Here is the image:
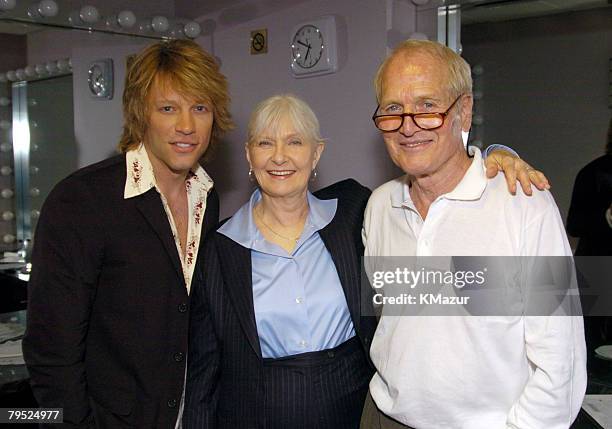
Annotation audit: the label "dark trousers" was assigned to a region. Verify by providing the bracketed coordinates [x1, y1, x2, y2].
[261, 336, 371, 429]
[360, 391, 413, 429]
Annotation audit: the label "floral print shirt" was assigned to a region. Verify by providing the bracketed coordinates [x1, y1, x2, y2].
[124, 144, 213, 294]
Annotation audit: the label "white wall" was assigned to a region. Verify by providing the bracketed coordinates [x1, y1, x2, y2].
[28, 30, 150, 166]
[196, 0, 402, 217]
[462, 8, 612, 220]
[71, 36, 151, 165]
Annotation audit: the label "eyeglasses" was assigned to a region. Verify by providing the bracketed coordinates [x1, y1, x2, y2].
[372, 94, 464, 132]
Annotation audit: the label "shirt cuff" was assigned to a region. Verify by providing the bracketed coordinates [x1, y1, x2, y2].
[483, 144, 519, 159]
[606, 207, 612, 228]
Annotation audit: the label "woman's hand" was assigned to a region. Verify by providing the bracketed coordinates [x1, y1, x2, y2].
[485, 150, 550, 195]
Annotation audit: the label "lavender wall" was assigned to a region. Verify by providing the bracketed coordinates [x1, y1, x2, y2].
[195, 0, 401, 218]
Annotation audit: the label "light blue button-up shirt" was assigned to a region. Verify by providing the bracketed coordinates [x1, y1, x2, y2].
[218, 189, 356, 358]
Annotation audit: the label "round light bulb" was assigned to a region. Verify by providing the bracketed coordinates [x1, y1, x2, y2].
[6, 70, 17, 81]
[30, 188, 40, 197]
[0, 120, 10, 130]
[38, 0, 59, 17]
[151, 16, 169, 33]
[15, 69, 26, 80]
[35, 64, 47, 76]
[1, 188, 14, 198]
[25, 65, 36, 77]
[472, 65, 484, 76]
[0, 97, 10, 107]
[2, 211, 14, 221]
[79, 5, 99, 24]
[0, 166, 12, 176]
[31, 209, 40, 219]
[184, 21, 201, 38]
[3, 234, 15, 244]
[0, 142, 12, 152]
[117, 10, 136, 28]
[57, 58, 70, 71]
[46, 61, 58, 73]
[0, 0, 16, 11]
[30, 166, 39, 175]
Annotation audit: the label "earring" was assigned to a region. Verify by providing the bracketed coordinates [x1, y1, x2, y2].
[248, 168, 255, 182]
[310, 169, 318, 182]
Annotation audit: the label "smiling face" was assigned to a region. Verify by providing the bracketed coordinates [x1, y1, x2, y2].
[246, 115, 324, 201]
[143, 76, 213, 178]
[378, 52, 472, 178]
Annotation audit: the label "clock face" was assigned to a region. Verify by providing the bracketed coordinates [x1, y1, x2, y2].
[291, 25, 324, 69]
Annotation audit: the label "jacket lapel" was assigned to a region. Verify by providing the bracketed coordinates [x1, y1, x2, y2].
[319, 224, 361, 333]
[134, 188, 185, 287]
[216, 236, 263, 359]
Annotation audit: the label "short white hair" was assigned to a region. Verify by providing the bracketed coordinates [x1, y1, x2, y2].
[247, 94, 323, 145]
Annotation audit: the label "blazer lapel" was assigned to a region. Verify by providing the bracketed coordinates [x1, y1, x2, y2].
[134, 188, 184, 286]
[216, 236, 263, 359]
[319, 224, 361, 333]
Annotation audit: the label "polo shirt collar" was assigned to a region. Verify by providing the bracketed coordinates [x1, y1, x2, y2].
[390, 147, 487, 209]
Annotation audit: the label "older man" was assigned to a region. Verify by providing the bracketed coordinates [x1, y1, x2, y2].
[361, 40, 586, 429]
[22, 40, 232, 428]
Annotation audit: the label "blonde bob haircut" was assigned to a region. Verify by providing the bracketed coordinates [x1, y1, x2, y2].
[247, 94, 323, 146]
[118, 39, 233, 153]
[374, 39, 472, 103]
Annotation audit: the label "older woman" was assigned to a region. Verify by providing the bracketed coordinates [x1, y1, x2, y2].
[184, 94, 547, 429]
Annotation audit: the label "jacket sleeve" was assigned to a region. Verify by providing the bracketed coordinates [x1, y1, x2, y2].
[184, 236, 221, 428]
[566, 165, 609, 238]
[22, 177, 103, 428]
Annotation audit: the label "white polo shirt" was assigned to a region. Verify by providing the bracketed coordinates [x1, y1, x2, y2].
[363, 149, 587, 429]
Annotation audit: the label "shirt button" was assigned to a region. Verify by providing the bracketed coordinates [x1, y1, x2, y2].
[167, 399, 177, 408]
[178, 303, 188, 313]
[327, 350, 335, 358]
[295, 297, 302, 304]
[173, 352, 184, 362]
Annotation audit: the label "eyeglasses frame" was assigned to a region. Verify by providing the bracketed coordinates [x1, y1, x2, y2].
[372, 94, 465, 132]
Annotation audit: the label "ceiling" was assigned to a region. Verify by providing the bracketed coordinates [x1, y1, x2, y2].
[0, 0, 610, 35]
[459, 0, 610, 24]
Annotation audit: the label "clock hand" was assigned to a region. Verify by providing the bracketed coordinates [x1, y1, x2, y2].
[297, 40, 310, 48]
[305, 45, 311, 61]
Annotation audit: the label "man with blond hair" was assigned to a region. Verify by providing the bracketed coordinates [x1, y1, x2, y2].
[23, 39, 232, 428]
[361, 40, 586, 429]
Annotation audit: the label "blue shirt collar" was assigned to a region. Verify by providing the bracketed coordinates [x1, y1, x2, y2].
[218, 188, 338, 256]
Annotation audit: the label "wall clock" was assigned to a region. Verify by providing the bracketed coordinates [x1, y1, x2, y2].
[88, 59, 113, 99]
[290, 15, 338, 78]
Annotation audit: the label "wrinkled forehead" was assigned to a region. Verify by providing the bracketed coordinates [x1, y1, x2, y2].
[381, 52, 451, 99]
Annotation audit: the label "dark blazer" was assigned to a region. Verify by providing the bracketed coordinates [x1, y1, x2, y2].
[22, 154, 219, 429]
[566, 154, 612, 256]
[184, 179, 377, 429]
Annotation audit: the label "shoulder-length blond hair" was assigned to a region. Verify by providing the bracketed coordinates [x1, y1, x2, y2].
[118, 39, 233, 155]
